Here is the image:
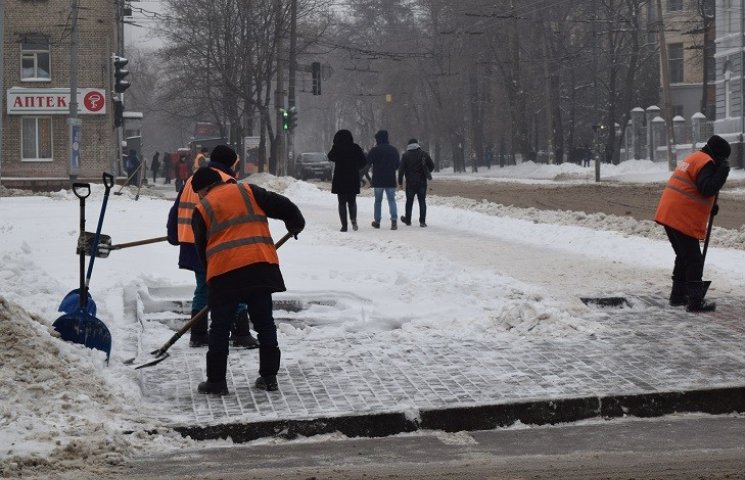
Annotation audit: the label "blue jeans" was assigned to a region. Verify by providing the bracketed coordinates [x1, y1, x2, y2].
[373, 187, 398, 222]
[193, 269, 208, 312]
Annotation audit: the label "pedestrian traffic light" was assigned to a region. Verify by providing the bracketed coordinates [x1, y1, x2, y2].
[113, 56, 130, 94]
[281, 108, 289, 131]
[311, 62, 321, 95]
[287, 106, 298, 131]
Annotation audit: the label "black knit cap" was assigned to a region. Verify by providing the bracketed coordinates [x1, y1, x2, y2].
[407, 138, 418, 145]
[191, 167, 222, 192]
[210, 145, 238, 166]
[705, 135, 731, 160]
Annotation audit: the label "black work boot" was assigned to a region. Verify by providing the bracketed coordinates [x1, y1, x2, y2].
[669, 277, 687, 307]
[189, 309, 209, 347]
[198, 351, 229, 395]
[255, 375, 278, 391]
[231, 310, 259, 349]
[685, 281, 716, 313]
[400, 215, 411, 226]
[255, 347, 281, 391]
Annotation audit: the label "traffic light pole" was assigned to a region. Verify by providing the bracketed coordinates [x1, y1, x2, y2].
[68, 0, 81, 180]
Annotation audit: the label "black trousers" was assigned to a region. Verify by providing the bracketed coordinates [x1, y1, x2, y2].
[664, 226, 704, 282]
[337, 193, 358, 227]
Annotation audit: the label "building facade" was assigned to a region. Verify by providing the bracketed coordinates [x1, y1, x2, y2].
[713, 0, 745, 148]
[1, 0, 121, 187]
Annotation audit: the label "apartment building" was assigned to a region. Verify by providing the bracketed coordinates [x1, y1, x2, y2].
[0, 0, 122, 188]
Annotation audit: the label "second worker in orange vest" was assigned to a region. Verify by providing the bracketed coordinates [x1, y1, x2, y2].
[190, 167, 305, 395]
[654, 134, 730, 312]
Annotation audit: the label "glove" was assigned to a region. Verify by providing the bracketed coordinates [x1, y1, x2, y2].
[285, 223, 303, 239]
[712, 203, 719, 216]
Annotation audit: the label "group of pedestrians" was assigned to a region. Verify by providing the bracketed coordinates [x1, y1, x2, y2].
[329, 129, 435, 232]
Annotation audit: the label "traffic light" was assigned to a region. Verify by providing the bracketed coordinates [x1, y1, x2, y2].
[287, 106, 298, 131]
[311, 62, 321, 95]
[281, 108, 289, 131]
[113, 56, 130, 94]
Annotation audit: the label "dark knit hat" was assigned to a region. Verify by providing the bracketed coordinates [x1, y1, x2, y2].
[191, 167, 222, 192]
[705, 135, 731, 160]
[407, 138, 418, 145]
[210, 145, 238, 166]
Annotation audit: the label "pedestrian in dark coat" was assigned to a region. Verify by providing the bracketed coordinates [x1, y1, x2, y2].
[151, 152, 161, 184]
[367, 129, 400, 230]
[398, 138, 435, 227]
[328, 129, 367, 231]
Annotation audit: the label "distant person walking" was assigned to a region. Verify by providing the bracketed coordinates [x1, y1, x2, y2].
[176, 156, 189, 192]
[398, 138, 434, 228]
[367, 130, 400, 230]
[328, 129, 367, 232]
[654, 135, 731, 313]
[162, 152, 173, 185]
[151, 152, 161, 184]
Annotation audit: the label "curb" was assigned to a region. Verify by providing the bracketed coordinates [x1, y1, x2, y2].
[173, 385, 745, 443]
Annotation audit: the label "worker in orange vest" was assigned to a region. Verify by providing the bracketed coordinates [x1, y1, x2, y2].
[192, 146, 209, 172]
[190, 167, 305, 395]
[654, 135, 730, 312]
[167, 145, 259, 348]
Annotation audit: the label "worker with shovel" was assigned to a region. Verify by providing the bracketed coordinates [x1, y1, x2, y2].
[167, 145, 258, 348]
[655, 135, 730, 312]
[190, 167, 305, 395]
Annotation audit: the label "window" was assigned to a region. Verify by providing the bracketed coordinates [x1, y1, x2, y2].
[21, 117, 53, 160]
[21, 35, 50, 81]
[668, 43, 684, 83]
[667, 0, 683, 12]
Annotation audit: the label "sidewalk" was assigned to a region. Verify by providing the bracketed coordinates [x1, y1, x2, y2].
[134, 287, 745, 442]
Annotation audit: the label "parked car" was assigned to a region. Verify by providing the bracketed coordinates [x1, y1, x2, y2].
[293, 152, 332, 181]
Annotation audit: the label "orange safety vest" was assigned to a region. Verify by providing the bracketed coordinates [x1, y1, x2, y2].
[176, 168, 235, 244]
[194, 183, 279, 282]
[655, 151, 716, 240]
[192, 153, 207, 172]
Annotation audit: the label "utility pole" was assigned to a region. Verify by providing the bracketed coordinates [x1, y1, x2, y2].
[287, 0, 297, 172]
[738, 0, 745, 167]
[0, 0, 5, 193]
[68, 0, 81, 180]
[273, 0, 285, 176]
[655, 0, 677, 172]
[592, 0, 600, 182]
[542, 22, 554, 165]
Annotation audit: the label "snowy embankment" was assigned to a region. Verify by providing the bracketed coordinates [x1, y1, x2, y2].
[1, 159, 744, 478]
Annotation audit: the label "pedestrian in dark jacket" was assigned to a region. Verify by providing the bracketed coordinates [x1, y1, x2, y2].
[398, 138, 435, 227]
[190, 167, 305, 395]
[151, 152, 161, 184]
[367, 129, 400, 230]
[328, 129, 367, 232]
[654, 135, 730, 313]
[167, 145, 258, 349]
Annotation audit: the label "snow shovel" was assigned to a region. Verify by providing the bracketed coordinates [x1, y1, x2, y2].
[58, 173, 115, 314]
[82, 235, 168, 258]
[53, 182, 112, 362]
[113, 162, 143, 196]
[57, 183, 95, 314]
[699, 194, 719, 298]
[125, 231, 295, 369]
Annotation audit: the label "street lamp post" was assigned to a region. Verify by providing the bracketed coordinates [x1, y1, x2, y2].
[68, 0, 81, 180]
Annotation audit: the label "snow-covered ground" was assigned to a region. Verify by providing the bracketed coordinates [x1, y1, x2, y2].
[1, 159, 744, 476]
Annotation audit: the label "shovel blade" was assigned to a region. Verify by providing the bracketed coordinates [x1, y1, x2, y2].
[79, 232, 112, 258]
[53, 311, 111, 361]
[132, 352, 170, 370]
[580, 297, 630, 308]
[58, 289, 97, 316]
[702, 280, 712, 298]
